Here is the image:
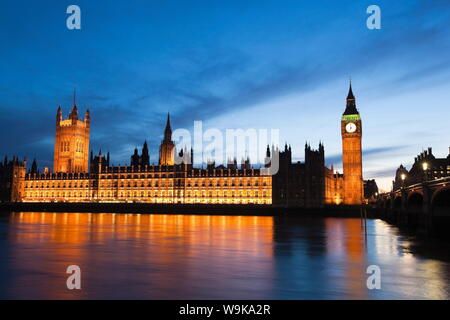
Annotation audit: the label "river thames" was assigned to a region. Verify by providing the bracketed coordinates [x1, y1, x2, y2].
[0, 212, 449, 299]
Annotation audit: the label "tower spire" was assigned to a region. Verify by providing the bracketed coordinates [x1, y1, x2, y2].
[166, 112, 171, 130]
[164, 112, 172, 141]
[69, 89, 79, 120]
[343, 81, 358, 115]
[347, 79, 355, 101]
[159, 113, 175, 165]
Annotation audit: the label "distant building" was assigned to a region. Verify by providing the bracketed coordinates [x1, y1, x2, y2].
[393, 147, 450, 190]
[0, 157, 26, 202]
[364, 179, 379, 199]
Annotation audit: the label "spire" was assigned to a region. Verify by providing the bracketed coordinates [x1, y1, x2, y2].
[56, 105, 62, 123]
[347, 80, 355, 101]
[343, 80, 359, 115]
[163, 112, 172, 142]
[141, 140, 150, 166]
[69, 89, 79, 120]
[30, 158, 38, 174]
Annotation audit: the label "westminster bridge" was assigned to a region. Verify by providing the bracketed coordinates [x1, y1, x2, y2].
[373, 177, 450, 236]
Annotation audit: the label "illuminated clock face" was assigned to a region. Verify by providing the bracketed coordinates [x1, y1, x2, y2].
[345, 122, 357, 133]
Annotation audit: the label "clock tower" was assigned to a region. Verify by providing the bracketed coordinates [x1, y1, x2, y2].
[341, 83, 364, 205]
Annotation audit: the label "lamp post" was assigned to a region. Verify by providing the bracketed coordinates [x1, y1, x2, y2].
[422, 162, 428, 182]
[400, 173, 406, 188]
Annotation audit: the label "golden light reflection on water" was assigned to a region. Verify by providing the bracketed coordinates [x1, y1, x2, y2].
[324, 218, 367, 299]
[6, 212, 275, 299]
[1, 212, 449, 299]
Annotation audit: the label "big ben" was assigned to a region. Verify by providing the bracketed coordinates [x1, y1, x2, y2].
[341, 82, 364, 205]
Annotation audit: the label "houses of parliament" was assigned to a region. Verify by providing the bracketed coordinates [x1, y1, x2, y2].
[0, 84, 368, 206]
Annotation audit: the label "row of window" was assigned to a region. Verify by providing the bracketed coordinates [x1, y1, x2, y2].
[25, 190, 270, 198]
[59, 141, 85, 153]
[26, 179, 271, 189]
[27, 171, 265, 180]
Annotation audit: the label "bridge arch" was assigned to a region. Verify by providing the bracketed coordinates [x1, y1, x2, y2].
[407, 192, 423, 213]
[406, 192, 423, 230]
[431, 187, 450, 238]
[393, 196, 402, 210]
[431, 185, 450, 205]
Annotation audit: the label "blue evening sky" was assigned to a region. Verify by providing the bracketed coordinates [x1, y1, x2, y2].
[1, 0, 449, 191]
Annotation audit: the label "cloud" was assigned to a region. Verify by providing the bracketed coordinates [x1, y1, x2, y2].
[1, 0, 450, 171]
[326, 145, 410, 167]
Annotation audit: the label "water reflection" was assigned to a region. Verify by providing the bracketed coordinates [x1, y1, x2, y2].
[0, 212, 449, 299]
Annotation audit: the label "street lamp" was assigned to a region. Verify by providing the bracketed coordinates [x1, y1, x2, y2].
[400, 172, 407, 189]
[422, 162, 429, 182]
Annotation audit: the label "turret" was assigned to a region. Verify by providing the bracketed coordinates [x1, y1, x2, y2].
[30, 158, 38, 175]
[242, 156, 251, 170]
[265, 145, 271, 168]
[131, 147, 140, 167]
[56, 106, 62, 125]
[319, 141, 324, 155]
[69, 89, 79, 121]
[85, 109, 90, 127]
[141, 141, 150, 166]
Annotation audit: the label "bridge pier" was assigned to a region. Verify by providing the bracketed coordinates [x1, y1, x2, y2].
[417, 186, 432, 235]
[376, 179, 450, 238]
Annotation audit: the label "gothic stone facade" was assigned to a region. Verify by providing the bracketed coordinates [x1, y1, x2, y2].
[22, 164, 272, 204]
[54, 100, 90, 173]
[1, 85, 366, 206]
[271, 84, 364, 206]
